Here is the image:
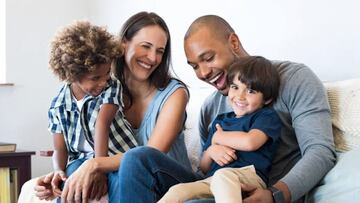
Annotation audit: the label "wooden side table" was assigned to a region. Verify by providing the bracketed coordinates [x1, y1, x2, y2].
[0, 150, 35, 196]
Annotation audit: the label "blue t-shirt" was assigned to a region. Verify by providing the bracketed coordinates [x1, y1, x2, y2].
[203, 107, 281, 184]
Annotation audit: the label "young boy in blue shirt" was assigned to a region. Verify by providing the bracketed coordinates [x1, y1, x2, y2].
[44, 21, 137, 201]
[159, 56, 282, 203]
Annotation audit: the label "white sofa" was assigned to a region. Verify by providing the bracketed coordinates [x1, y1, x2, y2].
[19, 78, 360, 203]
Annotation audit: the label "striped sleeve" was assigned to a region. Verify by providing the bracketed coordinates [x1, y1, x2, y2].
[48, 108, 62, 134]
[100, 80, 122, 111]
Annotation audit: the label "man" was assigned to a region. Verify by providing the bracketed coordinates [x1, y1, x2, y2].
[118, 15, 336, 203]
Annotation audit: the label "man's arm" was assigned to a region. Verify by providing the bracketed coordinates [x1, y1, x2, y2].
[199, 144, 237, 173]
[276, 65, 336, 202]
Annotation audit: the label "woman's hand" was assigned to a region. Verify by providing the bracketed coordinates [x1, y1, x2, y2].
[60, 159, 99, 203]
[208, 144, 237, 166]
[88, 172, 108, 200]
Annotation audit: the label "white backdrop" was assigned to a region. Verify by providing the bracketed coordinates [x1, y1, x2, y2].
[1, 0, 360, 177]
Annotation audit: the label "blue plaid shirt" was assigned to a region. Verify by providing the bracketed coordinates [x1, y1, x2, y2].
[48, 79, 137, 163]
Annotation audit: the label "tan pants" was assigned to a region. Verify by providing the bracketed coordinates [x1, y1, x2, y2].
[158, 165, 266, 203]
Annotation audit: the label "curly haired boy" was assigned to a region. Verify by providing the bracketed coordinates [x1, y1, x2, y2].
[44, 21, 137, 201]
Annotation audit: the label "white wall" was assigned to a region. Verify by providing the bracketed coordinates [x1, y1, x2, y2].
[0, 1, 5, 83]
[93, 0, 360, 84]
[1, 0, 360, 177]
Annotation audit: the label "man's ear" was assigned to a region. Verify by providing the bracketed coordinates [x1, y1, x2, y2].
[264, 99, 273, 105]
[228, 33, 241, 54]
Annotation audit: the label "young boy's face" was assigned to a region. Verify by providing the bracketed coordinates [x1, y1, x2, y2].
[228, 74, 266, 118]
[72, 63, 111, 99]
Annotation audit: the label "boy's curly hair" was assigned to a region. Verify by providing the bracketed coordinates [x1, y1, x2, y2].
[49, 21, 122, 82]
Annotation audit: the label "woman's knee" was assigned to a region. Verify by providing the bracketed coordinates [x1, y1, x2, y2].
[121, 146, 162, 170]
[124, 146, 160, 161]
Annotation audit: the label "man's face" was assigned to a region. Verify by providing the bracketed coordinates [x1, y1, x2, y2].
[184, 28, 237, 95]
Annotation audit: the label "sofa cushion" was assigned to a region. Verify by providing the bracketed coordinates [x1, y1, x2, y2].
[324, 78, 360, 152]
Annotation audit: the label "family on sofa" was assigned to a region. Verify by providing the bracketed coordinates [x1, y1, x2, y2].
[20, 11, 360, 203]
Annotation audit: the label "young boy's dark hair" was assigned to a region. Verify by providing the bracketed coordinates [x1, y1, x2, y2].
[227, 56, 280, 105]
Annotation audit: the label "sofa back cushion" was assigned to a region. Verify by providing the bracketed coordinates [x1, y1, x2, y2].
[324, 78, 360, 152]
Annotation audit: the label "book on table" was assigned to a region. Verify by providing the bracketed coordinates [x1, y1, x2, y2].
[0, 142, 16, 152]
[0, 167, 11, 203]
[0, 167, 18, 203]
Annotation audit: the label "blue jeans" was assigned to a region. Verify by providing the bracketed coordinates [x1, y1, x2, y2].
[118, 146, 202, 203]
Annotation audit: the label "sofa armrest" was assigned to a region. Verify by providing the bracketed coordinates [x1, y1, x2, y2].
[306, 148, 360, 202]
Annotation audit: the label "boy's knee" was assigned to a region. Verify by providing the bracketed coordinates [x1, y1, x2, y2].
[160, 183, 193, 203]
[168, 183, 187, 193]
[212, 168, 233, 179]
[210, 168, 236, 188]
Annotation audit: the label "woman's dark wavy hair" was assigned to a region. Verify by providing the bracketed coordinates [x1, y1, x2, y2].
[227, 56, 280, 105]
[114, 11, 174, 108]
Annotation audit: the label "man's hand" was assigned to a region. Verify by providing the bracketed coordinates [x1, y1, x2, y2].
[242, 183, 274, 203]
[34, 173, 57, 201]
[208, 144, 237, 166]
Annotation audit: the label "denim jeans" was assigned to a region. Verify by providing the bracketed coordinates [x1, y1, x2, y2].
[118, 146, 202, 203]
[108, 170, 120, 202]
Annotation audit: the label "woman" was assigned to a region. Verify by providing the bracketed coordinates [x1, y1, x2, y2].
[33, 11, 191, 203]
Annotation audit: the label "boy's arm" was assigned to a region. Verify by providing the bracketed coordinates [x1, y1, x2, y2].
[95, 103, 118, 157]
[52, 133, 68, 172]
[212, 124, 268, 151]
[199, 144, 237, 173]
[51, 133, 68, 196]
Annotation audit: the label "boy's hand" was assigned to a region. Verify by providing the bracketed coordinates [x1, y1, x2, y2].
[34, 173, 56, 201]
[208, 144, 237, 166]
[51, 170, 67, 197]
[212, 124, 224, 144]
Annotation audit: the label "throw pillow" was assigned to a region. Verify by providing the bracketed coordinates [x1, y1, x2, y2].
[324, 78, 360, 152]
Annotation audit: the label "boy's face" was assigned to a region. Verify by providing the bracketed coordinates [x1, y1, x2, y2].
[184, 27, 237, 96]
[72, 63, 111, 99]
[228, 74, 266, 118]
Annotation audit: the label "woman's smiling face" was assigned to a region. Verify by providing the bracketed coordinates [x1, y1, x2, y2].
[123, 25, 168, 82]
